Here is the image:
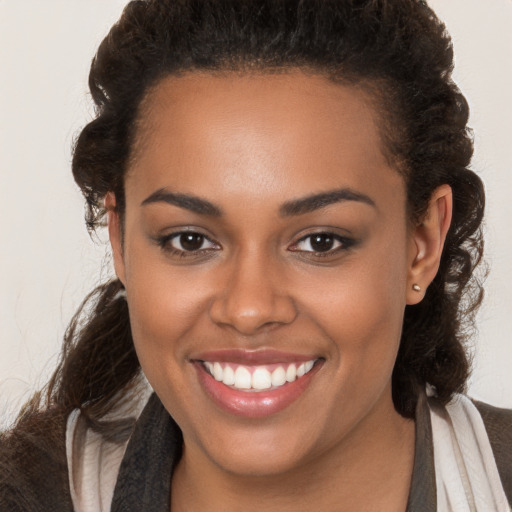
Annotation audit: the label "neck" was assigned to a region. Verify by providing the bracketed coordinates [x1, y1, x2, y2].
[171, 396, 415, 512]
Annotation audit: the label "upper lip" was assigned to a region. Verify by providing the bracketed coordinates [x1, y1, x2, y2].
[190, 349, 321, 365]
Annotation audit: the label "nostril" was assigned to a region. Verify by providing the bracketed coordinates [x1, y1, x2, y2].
[209, 293, 297, 334]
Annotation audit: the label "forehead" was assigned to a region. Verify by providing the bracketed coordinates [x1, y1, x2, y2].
[126, 70, 403, 208]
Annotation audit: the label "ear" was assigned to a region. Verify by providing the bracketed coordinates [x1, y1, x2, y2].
[406, 184, 452, 305]
[105, 192, 126, 285]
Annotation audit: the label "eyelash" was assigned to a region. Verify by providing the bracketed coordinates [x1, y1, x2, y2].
[155, 230, 355, 260]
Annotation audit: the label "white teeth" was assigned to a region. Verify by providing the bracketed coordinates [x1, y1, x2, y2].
[223, 365, 235, 386]
[203, 360, 317, 391]
[286, 364, 297, 382]
[271, 366, 286, 387]
[234, 366, 252, 389]
[213, 362, 223, 381]
[252, 368, 272, 390]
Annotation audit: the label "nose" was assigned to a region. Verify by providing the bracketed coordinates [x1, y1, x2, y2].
[209, 254, 297, 335]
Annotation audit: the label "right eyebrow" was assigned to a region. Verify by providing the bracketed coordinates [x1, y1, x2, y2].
[141, 188, 223, 217]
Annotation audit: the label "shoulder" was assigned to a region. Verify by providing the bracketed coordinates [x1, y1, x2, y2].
[472, 398, 512, 500]
[66, 376, 153, 511]
[427, 393, 512, 507]
[473, 398, 512, 439]
[0, 409, 72, 512]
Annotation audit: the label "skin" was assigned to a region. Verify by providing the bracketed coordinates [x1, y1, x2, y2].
[107, 71, 452, 511]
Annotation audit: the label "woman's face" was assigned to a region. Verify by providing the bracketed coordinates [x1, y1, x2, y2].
[111, 71, 423, 476]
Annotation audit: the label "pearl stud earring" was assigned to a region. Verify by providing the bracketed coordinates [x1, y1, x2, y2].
[412, 284, 421, 292]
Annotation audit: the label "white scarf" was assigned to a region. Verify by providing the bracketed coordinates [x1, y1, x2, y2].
[429, 394, 510, 511]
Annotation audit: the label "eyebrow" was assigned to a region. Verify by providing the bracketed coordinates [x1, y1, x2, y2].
[279, 188, 376, 216]
[141, 186, 375, 218]
[141, 188, 223, 216]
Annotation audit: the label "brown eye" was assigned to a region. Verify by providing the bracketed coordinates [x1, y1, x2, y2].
[294, 233, 341, 253]
[289, 232, 355, 257]
[161, 231, 219, 254]
[309, 234, 335, 252]
[179, 233, 206, 251]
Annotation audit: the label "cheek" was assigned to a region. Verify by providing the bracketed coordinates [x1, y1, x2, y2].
[303, 239, 409, 382]
[125, 272, 211, 423]
[122, 241, 209, 378]
[309, 244, 406, 320]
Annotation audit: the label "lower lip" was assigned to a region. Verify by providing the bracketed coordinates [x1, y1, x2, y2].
[193, 361, 323, 418]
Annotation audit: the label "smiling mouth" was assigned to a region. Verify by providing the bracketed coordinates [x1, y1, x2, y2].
[202, 360, 318, 392]
[192, 353, 324, 418]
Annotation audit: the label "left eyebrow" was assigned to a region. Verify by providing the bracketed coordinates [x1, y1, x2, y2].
[279, 188, 376, 217]
[141, 188, 223, 216]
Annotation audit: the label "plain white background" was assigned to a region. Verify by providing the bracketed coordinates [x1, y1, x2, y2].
[1, 0, 511, 427]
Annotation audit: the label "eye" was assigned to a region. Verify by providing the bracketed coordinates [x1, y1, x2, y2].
[289, 232, 354, 256]
[157, 231, 220, 257]
[296, 233, 340, 252]
[170, 232, 216, 252]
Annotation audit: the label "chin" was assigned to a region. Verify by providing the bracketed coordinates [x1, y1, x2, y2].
[199, 428, 316, 478]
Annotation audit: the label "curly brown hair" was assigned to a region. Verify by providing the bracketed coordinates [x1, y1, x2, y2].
[1, 2, 485, 504]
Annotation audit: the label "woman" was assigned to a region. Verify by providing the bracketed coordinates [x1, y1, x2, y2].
[1, 0, 510, 510]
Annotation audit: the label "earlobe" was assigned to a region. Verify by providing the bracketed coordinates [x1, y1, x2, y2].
[105, 192, 126, 285]
[406, 184, 453, 305]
